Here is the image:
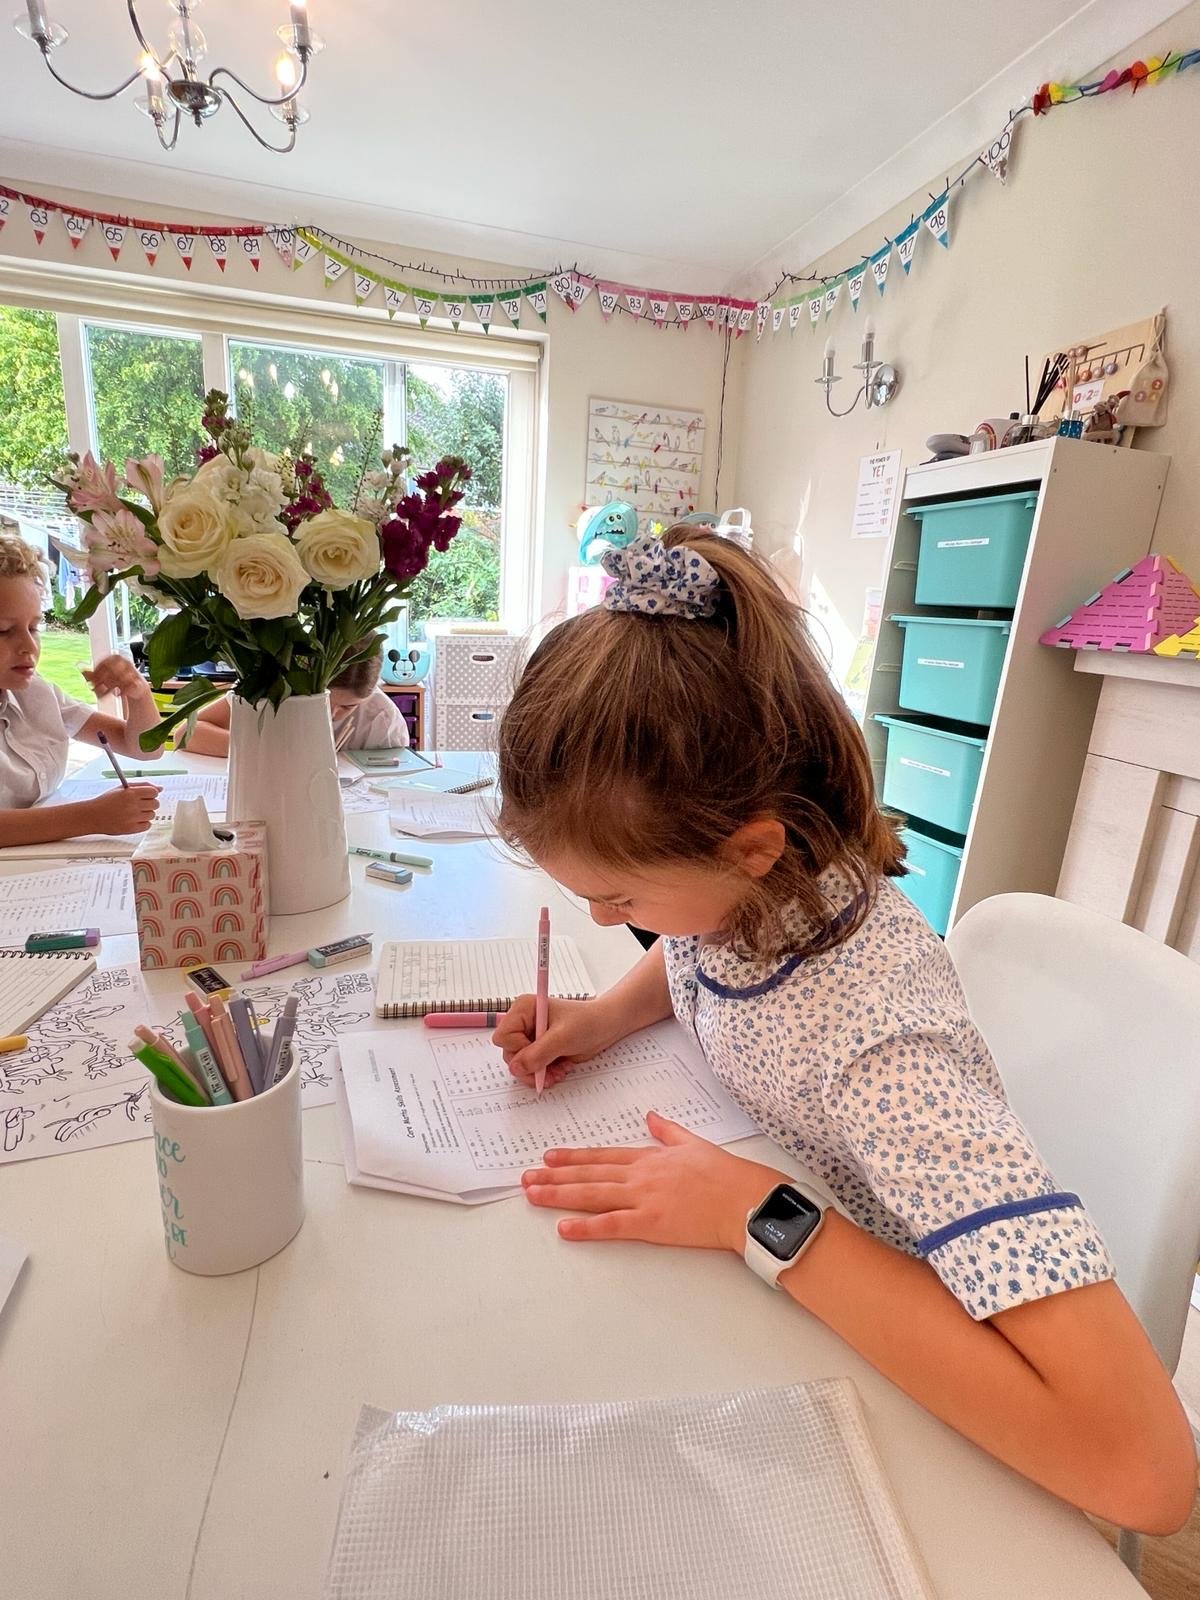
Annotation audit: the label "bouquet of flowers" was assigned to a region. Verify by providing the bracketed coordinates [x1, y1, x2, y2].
[54, 391, 470, 749]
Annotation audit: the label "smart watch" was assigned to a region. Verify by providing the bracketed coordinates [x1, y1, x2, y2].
[744, 1183, 825, 1289]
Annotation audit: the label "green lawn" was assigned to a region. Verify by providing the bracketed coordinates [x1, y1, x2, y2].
[38, 629, 95, 704]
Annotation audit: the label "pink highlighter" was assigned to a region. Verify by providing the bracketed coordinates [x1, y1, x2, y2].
[533, 905, 550, 1096]
[423, 1011, 506, 1029]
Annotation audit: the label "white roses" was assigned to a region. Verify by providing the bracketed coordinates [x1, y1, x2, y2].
[295, 509, 380, 589]
[215, 531, 309, 620]
[193, 448, 286, 535]
[157, 487, 235, 578]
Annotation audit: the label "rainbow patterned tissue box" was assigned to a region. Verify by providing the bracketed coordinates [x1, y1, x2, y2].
[131, 822, 269, 969]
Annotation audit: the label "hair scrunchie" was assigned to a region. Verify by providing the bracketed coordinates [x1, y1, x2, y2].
[600, 535, 720, 620]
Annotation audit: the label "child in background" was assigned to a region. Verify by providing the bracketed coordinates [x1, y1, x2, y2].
[181, 637, 410, 757]
[493, 527, 1195, 1534]
[0, 535, 162, 845]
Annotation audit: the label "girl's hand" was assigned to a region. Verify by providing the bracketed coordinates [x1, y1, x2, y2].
[82, 655, 152, 701]
[493, 995, 624, 1089]
[82, 784, 161, 835]
[521, 1111, 789, 1252]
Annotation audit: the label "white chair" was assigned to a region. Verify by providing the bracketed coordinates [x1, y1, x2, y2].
[946, 894, 1200, 1574]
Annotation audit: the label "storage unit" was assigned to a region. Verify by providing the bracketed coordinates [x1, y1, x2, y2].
[893, 616, 1011, 725]
[897, 827, 964, 936]
[875, 716, 986, 835]
[911, 490, 1037, 607]
[862, 438, 1169, 930]
[425, 625, 525, 751]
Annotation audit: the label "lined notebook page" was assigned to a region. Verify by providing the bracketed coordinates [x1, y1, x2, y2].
[376, 938, 593, 1017]
[0, 950, 97, 1035]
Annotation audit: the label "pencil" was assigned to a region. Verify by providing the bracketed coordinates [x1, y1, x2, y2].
[533, 905, 550, 1097]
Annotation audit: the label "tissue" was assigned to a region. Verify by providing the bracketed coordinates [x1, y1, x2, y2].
[132, 811, 269, 970]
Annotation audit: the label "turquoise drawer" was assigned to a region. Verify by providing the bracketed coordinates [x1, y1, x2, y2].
[891, 615, 1011, 725]
[897, 826, 964, 936]
[910, 491, 1037, 608]
[876, 714, 986, 834]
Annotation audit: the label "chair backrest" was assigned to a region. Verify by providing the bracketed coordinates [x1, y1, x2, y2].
[946, 893, 1200, 1373]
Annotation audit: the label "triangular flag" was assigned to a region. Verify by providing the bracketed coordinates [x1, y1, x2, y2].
[444, 297, 466, 330]
[847, 266, 866, 310]
[699, 299, 718, 329]
[61, 212, 90, 250]
[736, 305, 753, 335]
[470, 293, 494, 331]
[101, 222, 124, 260]
[323, 253, 347, 285]
[923, 192, 951, 248]
[649, 296, 669, 327]
[383, 286, 407, 318]
[0, 196, 9, 232]
[624, 291, 646, 318]
[569, 277, 593, 310]
[27, 205, 49, 245]
[267, 226, 295, 267]
[597, 283, 619, 321]
[413, 291, 438, 328]
[1041, 554, 1200, 653]
[170, 231, 196, 270]
[868, 243, 891, 295]
[497, 291, 522, 325]
[354, 272, 377, 305]
[808, 293, 823, 330]
[823, 279, 842, 319]
[895, 220, 919, 275]
[525, 283, 548, 322]
[788, 301, 803, 332]
[139, 228, 163, 266]
[755, 301, 769, 341]
[675, 298, 695, 328]
[771, 306, 784, 334]
[549, 271, 575, 307]
[292, 234, 317, 270]
[207, 235, 230, 272]
[981, 121, 1014, 184]
[240, 236, 263, 272]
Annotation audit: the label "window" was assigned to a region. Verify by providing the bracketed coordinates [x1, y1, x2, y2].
[83, 324, 205, 480]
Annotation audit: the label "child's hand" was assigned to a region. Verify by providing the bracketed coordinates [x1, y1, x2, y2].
[82, 655, 151, 701]
[494, 995, 622, 1090]
[521, 1111, 790, 1252]
[82, 784, 161, 835]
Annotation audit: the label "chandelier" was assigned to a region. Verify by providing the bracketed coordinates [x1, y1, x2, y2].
[14, 1, 322, 153]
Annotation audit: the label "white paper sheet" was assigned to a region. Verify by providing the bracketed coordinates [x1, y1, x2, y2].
[389, 790, 497, 839]
[0, 1232, 27, 1315]
[53, 773, 229, 817]
[337, 1020, 757, 1202]
[0, 864, 136, 940]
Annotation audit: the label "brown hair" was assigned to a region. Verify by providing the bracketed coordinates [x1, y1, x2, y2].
[332, 636, 382, 698]
[498, 526, 904, 961]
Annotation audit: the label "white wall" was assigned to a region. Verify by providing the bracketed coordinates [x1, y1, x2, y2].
[0, 176, 740, 625]
[732, 3, 1200, 676]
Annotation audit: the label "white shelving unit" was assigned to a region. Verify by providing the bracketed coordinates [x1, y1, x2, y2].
[862, 437, 1169, 927]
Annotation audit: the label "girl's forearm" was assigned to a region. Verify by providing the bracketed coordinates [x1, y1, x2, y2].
[598, 939, 673, 1039]
[780, 1211, 1196, 1532]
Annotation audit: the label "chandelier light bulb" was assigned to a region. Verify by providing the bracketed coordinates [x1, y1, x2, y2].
[274, 50, 298, 90]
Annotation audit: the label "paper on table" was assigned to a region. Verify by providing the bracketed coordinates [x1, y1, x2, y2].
[53, 773, 229, 817]
[0, 863, 136, 940]
[0, 1232, 27, 1316]
[0, 838, 135, 861]
[389, 789, 497, 839]
[337, 1019, 757, 1202]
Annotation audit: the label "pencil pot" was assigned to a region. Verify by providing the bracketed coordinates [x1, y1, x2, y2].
[149, 1059, 304, 1276]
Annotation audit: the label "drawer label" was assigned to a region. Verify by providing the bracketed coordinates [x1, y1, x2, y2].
[936, 537, 990, 548]
[899, 757, 951, 777]
[916, 657, 964, 669]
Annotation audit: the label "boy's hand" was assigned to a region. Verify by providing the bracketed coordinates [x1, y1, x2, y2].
[82, 655, 151, 701]
[494, 995, 622, 1090]
[521, 1112, 789, 1252]
[82, 784, 161, 835]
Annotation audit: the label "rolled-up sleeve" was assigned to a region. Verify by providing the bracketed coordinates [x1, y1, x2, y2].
[822, 1012, 1115, 1319]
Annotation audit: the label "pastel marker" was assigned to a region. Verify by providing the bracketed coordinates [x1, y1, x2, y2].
[180, 1011, 233, 1106]
[423, 1011, 505, 1029]
[129, 1038, 208, 1107]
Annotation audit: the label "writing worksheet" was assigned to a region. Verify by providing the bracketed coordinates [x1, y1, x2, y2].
[54, 773, 229, 817]
[338, 1020, 757, 1202]
[0, 863, 136, 939]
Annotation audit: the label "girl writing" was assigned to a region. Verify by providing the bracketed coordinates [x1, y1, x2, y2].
[494, 527, 1195, 1534]
[0, 535, 161, 845]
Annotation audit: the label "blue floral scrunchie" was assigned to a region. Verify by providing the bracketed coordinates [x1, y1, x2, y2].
[600, 535, 721, 620]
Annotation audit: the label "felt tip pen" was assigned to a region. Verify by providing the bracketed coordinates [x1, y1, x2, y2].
[350, 847, 433, 868]
[25, 929, 100, 952]
[104, 767, 186, 778]
[129, 1037, 208, 1107]
[179, 1011, 233, 1105]
[423, 1011, 506, 1029]
[133, 1025, 208, 1103]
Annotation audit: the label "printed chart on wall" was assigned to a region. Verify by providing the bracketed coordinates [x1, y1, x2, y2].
[586, 398, 705, 534]
[851, 450, 902, 539]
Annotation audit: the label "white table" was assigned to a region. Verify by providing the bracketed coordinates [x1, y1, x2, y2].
[0, 754, 1141, 1598]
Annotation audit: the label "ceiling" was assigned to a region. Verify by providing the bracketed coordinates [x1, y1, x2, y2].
[0, 1, 1188, 284]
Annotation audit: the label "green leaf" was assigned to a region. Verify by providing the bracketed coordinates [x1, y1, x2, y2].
[138, 683, 224, 751]
[146, 611, 198, 688]
[68, 585, 107, 624]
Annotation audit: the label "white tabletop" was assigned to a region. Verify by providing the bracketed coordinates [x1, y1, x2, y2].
[0, 753, 1140, 1599]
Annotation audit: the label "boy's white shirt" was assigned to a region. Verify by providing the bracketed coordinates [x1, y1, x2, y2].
[0, 676, 93, 807]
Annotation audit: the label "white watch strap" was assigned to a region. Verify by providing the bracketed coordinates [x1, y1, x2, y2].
[744, 1198, 824, 1290]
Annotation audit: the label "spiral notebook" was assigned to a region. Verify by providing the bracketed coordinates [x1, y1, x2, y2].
[0, 949, 97, 1036]
[375, 938, 593, 1018]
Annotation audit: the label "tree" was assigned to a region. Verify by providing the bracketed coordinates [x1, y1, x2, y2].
[0, 307, 68, 482]
[86, 326, 204, 478]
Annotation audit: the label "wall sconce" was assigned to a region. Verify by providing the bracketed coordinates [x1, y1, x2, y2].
[815, 319, 901, 416]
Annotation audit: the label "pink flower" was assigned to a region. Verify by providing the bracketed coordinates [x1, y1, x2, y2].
[68, 451, 122, 516]
[124, 454, 168, 513]
[84, 506, 161, 580]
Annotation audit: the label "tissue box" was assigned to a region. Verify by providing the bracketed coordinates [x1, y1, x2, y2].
[131, 821, 269, 970]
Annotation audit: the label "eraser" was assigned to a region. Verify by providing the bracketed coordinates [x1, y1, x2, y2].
[307, 936, 372, 969]
[25, 929, 100, 952]
[185, 965, 234, 996]
[366, 863, 413, 886]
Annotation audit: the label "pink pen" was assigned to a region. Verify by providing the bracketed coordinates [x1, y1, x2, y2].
[533, 905, 550, 1096]
[423, 1011, 506, 1029]
[242, 935, 373, 980]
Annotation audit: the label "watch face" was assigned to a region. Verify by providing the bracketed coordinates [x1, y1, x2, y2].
[748, 1185, 822, 1262]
